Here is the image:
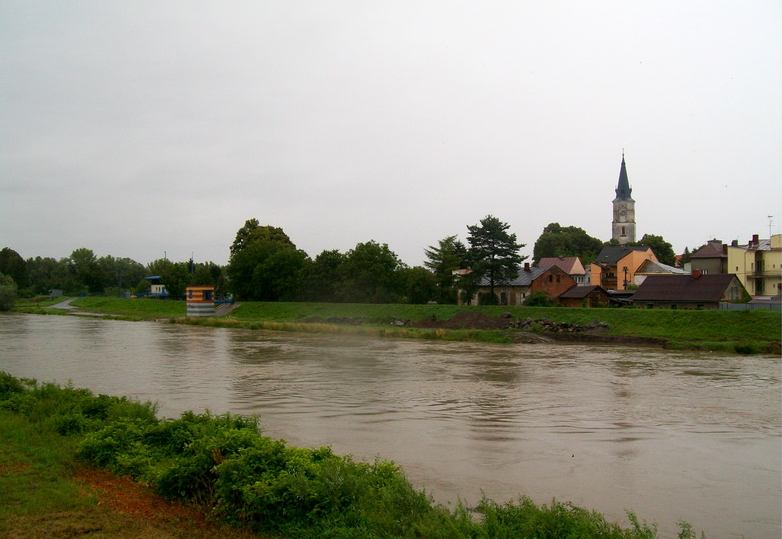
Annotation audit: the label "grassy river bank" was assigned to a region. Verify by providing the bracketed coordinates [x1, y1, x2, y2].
[0, 371, 701, 538]
[15, 296, 782, 354]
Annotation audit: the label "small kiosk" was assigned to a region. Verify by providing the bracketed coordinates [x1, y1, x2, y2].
[185, 285, 216, 317]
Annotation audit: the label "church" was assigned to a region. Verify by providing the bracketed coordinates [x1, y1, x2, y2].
[611, 153, 636, 244]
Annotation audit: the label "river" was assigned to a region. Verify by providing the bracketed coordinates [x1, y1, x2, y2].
[0, 313, 779, 538]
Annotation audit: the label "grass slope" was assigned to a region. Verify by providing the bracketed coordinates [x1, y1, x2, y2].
[44, 297, 782, 353]
[1, 371, 691, 538]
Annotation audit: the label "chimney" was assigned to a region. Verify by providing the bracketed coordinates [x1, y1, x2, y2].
[691, 269, 702, 279]
[752, 234, 759, 246]
[731, 240, 738, 247]
[524, 262, 530, 271]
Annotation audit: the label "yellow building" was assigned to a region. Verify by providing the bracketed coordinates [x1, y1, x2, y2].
[727, 234, 782, 297]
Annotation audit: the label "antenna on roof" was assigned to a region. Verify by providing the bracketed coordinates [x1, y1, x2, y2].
[769, 215, 774, 238]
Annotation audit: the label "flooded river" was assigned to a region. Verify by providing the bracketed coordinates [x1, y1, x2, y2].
[1, 313, 779, 538]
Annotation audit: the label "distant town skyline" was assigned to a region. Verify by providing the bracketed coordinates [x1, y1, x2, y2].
[1, 1, 780, 267]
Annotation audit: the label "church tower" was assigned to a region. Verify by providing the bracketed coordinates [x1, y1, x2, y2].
[611, 153, 636, 244]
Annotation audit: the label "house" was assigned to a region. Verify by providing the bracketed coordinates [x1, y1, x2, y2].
[689, 239, 728, 274]
[633, 259, 688, 286]
[726, 234, 782, 297]
[589, 245, 657, 291]
[472, 263, 576, 305]
[144, 275, 168, 298]
[558, 285, 611, 308]
[538, 257, 588, 285]
[631, 272, 748, 309]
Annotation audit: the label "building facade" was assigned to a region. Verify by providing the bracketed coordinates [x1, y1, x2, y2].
[727, 234, 782, 297]
[611, 154, 636, 244]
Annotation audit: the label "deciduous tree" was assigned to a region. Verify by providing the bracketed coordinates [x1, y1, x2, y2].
[532, 223, 603, 264]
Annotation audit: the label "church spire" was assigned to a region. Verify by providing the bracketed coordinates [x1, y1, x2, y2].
[614, 153, 633, 201]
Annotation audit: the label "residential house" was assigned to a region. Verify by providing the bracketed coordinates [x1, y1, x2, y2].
[589, 246, 658, 291]
[633, 259, 688, 286]
[472, 264, 576, 305]
[538, 257, 588, 285]
[631, 272, 748, 309]
[689, 239, 728, 274]
[727, 234, 782, 297]
[558, 285, 611, 308]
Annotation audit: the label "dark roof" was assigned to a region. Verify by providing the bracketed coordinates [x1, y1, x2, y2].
[614, 155, 633, 201]
[559, 285, 607, 299]
[478, 266, 544, 287]
[631, 274, 739, 303]
[690, 241, 726, 259]
[594, 245, 649, 265]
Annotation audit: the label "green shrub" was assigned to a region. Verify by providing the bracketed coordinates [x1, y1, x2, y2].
[2, 371, 706, 538]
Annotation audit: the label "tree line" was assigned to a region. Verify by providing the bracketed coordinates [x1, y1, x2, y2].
[1, 216, 676, 309]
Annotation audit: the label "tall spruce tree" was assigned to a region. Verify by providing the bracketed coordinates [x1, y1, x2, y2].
[466, 215, 525, 302]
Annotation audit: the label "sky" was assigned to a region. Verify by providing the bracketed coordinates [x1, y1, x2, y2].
[1, 1, 780, 267]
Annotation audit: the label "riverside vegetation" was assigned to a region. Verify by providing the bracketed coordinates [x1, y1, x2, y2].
[15, 296, 781, 354]
[0, 371, 705, 538]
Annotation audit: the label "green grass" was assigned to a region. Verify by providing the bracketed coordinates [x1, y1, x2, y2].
[1, 371, 688, 538]
[0, 411, 92, 521]
[28, 297, 782, 354]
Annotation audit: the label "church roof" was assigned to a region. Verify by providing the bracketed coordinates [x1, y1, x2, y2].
[614, 155, 633, 201]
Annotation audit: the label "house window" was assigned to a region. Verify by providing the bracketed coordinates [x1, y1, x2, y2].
[187, 290, 193, 299]
[548, 275, 553, 282]
[621, 226, 626, 236]
[204, 290, 213, 301]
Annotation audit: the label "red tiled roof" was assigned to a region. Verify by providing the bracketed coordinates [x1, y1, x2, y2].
[538, 257, 585, 275]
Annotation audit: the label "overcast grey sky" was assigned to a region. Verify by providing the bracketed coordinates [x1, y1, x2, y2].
[1, 1, 780, 267]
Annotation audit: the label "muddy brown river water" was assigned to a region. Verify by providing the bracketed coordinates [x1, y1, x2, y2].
[1, 313, 779, 538]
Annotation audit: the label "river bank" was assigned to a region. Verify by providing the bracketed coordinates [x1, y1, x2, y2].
[1, 370, 693, 538]
[13, 296, 781, 354]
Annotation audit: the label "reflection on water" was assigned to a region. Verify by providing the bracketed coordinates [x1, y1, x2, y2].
[0, 313, 780, 538]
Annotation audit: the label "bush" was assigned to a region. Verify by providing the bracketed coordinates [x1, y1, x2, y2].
[1, 371, 699, 538]
[524, 291, 556, 307]
[0, 273, 17, 311]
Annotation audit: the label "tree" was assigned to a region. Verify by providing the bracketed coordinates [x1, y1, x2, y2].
[338, 241, 404, 303]
[97, 256, 146, 291]
[227, 220, 303, 300]
[0, 273, 17, 310]
[300, 249, 346, 302]
[532, 223, 603, 264]
[68, 248, 104, 293]
[398, 266, 437, 304]
[147, 258, 189, 299]
[424, 235, 468, 303]
[0, 248, 28, 289]
[250, 248, 308, 301]
[634, 234, 676, 266]
[467, 215, 525, 300]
